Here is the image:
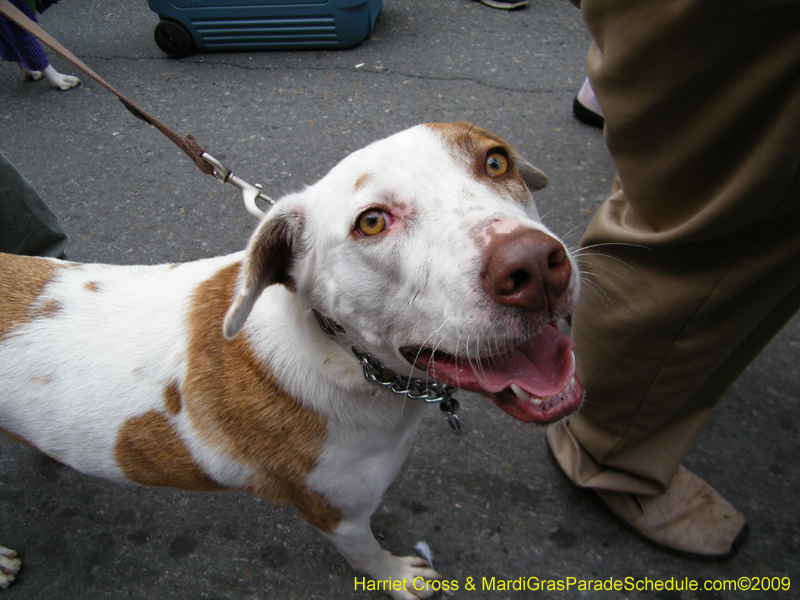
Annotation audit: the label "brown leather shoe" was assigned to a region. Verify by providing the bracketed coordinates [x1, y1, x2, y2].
[591, 467, 749, 560]
[475, 0, 529, 10]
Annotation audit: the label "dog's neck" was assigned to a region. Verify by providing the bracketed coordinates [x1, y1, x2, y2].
[311, 309, 461, 434]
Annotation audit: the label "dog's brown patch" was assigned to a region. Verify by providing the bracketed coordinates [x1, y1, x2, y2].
[115, 410, 225, 491]
[84, 281, 100, 292]
[427, 121, 507, 173]
[32, 299, 62, 319]
[164, 381, 182, 415]
[426, 122, 541, 198]
[0, 253, 65, 341]
[183, 262, 340, 531]
[354, 173, 371, 191]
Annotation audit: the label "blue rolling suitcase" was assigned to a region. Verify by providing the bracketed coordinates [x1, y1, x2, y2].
[146, 0, 382, 57]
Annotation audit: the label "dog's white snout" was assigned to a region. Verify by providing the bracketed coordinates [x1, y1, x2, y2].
[480, 226, 572, 314]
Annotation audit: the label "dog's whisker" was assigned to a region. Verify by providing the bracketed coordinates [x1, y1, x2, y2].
[466, 334, 485, 383]
[573, 241, 650, 259]
[575, 256, 633, 283]
[576, 259, 635, 287]
[454, 333, 465, 390]
[577, 286, 613, 312]
[573, 252, 639, 273]
[408, 317, 454, 383]
[575, 241, 651, 251]
[538, 206, 561, 222]
[580, 265, 634, 305]
[576, 277, 616, 311]
[469, 334, 488, 385]
[560, 223, 589, 244]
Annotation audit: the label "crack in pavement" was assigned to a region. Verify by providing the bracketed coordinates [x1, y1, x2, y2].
[80, 54, 568, 96]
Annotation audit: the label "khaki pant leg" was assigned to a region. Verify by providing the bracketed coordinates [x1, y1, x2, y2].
[549, 0, 800, 496]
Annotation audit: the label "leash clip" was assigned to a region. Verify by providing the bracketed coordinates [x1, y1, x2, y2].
[202, 153, 274, 220]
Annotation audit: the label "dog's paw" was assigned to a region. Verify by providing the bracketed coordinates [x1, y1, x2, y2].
[41, 66, 81, 91]
[49, 73, 81, 91]
[389, 556, 443, 600]
[0, 545, 21, 589]
[22, 68, 44, 81]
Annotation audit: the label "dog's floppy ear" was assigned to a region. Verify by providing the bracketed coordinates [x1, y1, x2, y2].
[223, 206, 304, 339]
[514, 154, 548, 192]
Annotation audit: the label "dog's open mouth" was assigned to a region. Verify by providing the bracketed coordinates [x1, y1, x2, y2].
[401, 323, 583, 424]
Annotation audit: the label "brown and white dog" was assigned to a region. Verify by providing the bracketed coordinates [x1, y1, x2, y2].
[0, 122, 583, 597]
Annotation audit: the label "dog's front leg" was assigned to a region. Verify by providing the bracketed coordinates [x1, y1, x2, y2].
[0, 546, 21, 588]
[325, 516, 442, 600]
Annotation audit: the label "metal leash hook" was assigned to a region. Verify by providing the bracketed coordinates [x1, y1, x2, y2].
[202, 153, 274, 220]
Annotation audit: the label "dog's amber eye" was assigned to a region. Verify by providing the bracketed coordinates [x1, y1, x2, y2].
[357, 210, 387, 236]
[486, 152, 509, 177]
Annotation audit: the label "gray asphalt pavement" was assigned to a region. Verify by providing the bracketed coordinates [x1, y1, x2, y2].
[1, 1, 798, 599]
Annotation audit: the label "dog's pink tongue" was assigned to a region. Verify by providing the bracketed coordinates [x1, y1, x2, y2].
[477, 324, 575, 397]
[430, 324, 575, 397]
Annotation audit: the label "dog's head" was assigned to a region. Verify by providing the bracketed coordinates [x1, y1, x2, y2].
[224, 122, 582, 424]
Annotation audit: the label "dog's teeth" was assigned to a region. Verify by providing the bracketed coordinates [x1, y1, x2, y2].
[510, 384, 547, 407]
[510, 383, 530, 402]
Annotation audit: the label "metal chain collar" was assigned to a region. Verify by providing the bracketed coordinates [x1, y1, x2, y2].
[313, 310, 461, 434]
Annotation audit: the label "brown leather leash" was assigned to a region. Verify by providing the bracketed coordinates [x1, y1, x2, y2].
[0, 0, 273, 219]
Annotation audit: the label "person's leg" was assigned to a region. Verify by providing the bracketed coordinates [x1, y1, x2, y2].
[0, 4, 80, 90]
[549, 0, 800, 557]
[0, 151, 68, 257]
[0, 3, 49, 72]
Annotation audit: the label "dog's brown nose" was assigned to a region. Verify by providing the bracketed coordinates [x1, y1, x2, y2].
[481, 228, 571, 313]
